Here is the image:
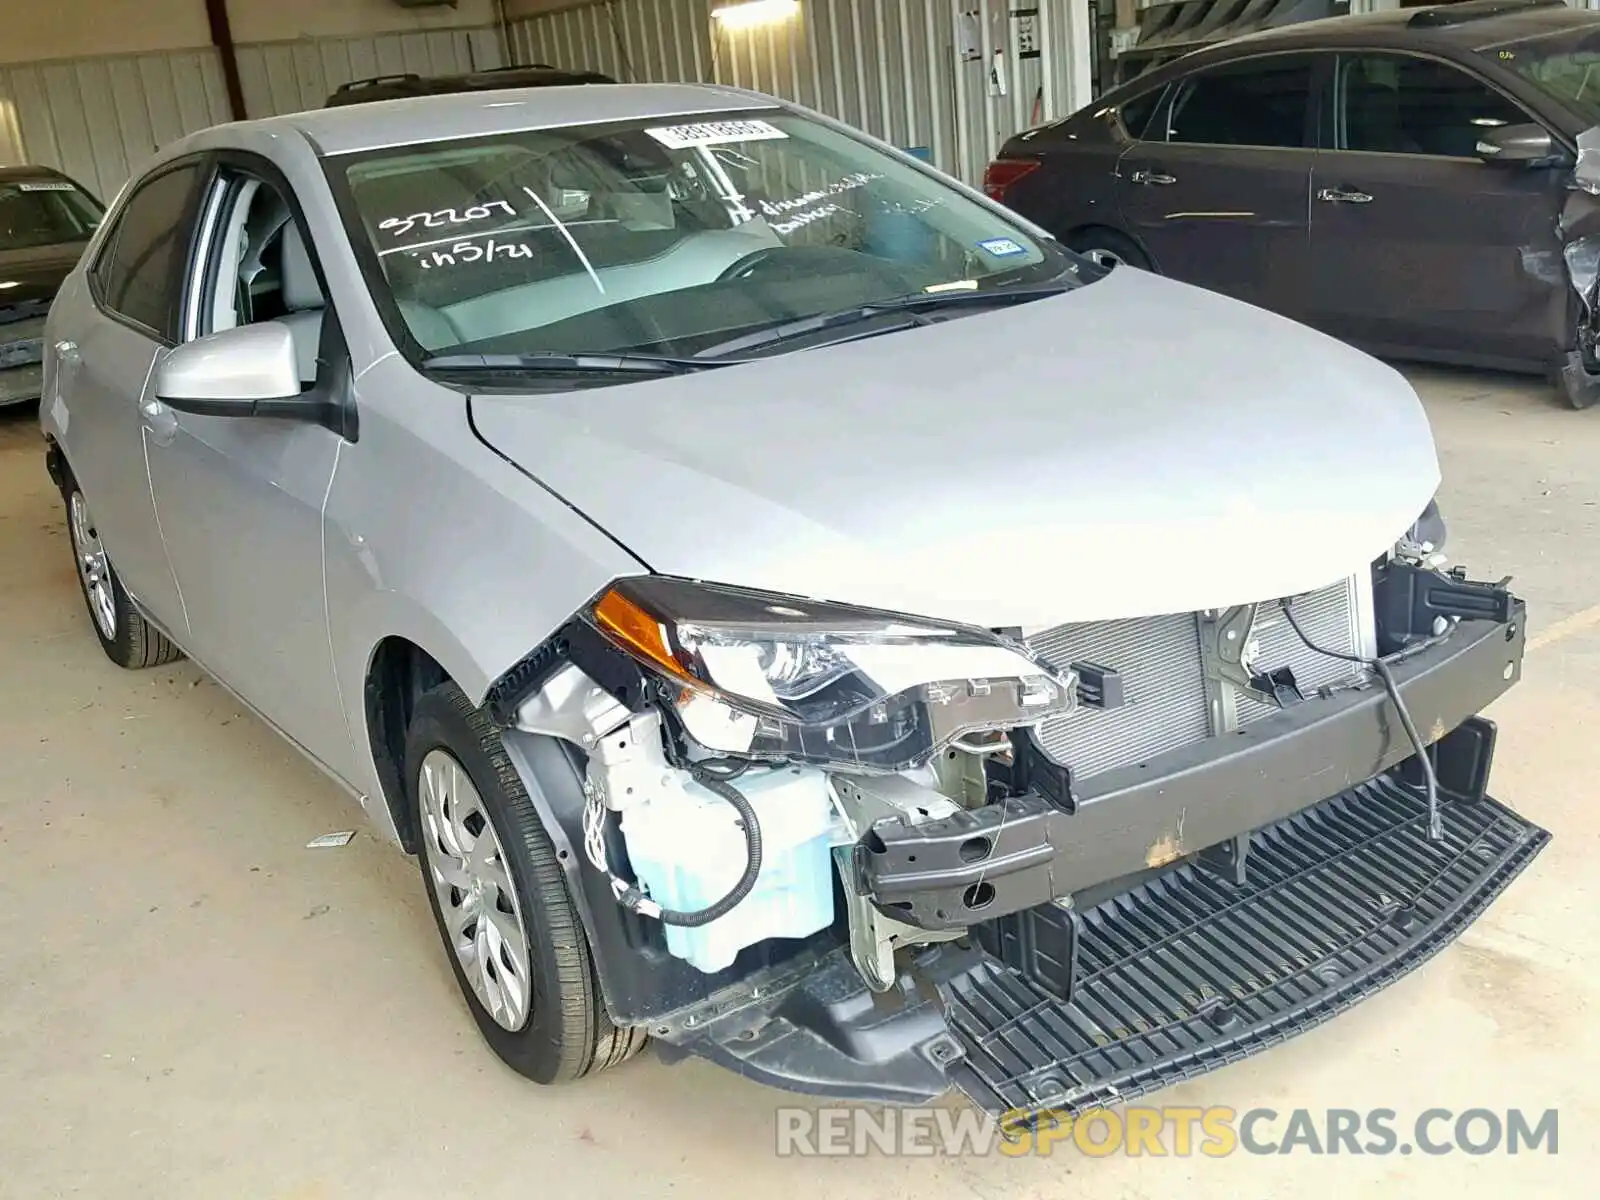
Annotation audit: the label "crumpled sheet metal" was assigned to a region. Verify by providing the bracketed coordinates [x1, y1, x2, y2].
[1565, 237, 1600, 308]
[1574, 126, 1600, 197]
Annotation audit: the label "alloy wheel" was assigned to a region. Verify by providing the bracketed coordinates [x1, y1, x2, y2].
[418, 748, 534, 1032]
[68, 492, 116, 640]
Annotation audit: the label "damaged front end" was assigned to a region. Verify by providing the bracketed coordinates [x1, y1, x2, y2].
[1560, 127, 1600, 407]
[483, 553, 1546, 1118]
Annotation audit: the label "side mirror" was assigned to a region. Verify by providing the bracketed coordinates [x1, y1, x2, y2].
[154, 323, 312, 418]
[1476, 123, 1557, 165]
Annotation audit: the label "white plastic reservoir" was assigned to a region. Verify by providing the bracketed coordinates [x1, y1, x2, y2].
[622, 766, 841, 974]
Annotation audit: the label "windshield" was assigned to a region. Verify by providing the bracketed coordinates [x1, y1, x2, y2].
[0, 179, 102, 252]
[1489, 28, 1600, 127]
[331, 109, 1071, 366]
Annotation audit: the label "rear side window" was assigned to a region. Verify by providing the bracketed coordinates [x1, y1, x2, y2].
[95, 164, 201, 337]
[1162, 57, 1315, 149]
[1117, 86, 1167, 140]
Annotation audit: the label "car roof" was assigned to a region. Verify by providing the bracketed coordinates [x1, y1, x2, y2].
[327, 65, 613, 104]
[0, 164, 70, 183]
[1222, 0, 1594, 56]
[212, 82, 779, 157]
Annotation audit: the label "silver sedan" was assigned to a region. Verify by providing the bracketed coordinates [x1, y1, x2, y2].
[42, 82, 1530, 1113]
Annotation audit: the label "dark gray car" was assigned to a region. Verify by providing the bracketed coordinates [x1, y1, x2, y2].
[0, 166, 102, 408]
[986, 0, 1600, 407]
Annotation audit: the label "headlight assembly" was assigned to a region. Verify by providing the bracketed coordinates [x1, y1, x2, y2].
[585, 577, 1076, 771]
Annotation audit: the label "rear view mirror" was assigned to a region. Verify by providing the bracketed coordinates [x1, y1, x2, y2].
[154, 323, 308, 418]
[1475, 123, 1557, 165]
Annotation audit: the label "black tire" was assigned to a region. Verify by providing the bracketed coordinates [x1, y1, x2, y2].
[62, 480, 183, 670]
[405, 681, 646, 1083]
[1068, 227, 1153, 273]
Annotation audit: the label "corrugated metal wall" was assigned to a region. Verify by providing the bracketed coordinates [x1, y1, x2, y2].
[0, 28, 509, 201]
[507, 0, 1093, 184]
[507, 0, 713, 83]
[0, 49, 232, 201]
[0, 2, 1091, 199]
[236, 27, 506, 118]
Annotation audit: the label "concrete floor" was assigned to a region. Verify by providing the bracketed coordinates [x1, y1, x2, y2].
[1, 369, 1595, 1199]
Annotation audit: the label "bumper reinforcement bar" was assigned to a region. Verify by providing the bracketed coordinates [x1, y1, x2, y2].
[859, 603, 1526, 930]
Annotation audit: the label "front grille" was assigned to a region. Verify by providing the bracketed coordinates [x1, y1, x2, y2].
[1027, 576, 1364, 779]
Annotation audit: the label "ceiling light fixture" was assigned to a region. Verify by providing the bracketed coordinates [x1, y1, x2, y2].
[711, 0, 801, 32]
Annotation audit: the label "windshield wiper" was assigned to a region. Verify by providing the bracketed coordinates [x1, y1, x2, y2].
[420, 351, 721, 375]
[693, 282, 1073, 359]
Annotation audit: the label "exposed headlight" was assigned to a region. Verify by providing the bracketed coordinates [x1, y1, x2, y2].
[585, 577, 1076, 771]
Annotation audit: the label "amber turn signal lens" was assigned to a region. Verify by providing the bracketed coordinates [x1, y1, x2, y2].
[592, 587, 695, 682]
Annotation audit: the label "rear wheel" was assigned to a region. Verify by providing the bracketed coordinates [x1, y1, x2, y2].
[65, 485, 182, 670]
[405, 681, 645, 1083]
[1068, 227, 1152, 273]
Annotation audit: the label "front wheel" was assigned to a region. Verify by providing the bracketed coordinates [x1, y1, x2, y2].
[64, 486, 182, 669]
[405, 682, 645, 1083]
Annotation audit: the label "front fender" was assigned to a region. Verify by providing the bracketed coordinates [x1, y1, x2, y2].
[325, 355, 645, 818]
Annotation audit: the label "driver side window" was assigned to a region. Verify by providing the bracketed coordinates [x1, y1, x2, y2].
[1336, 54, 1534, 158]
[193, 169, 327, 388]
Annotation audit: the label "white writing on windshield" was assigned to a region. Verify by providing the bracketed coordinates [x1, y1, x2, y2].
[377, 200, 517, 239]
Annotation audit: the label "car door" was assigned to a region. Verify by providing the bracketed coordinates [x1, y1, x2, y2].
[141, 155, 358, 781]
[1116, 53, 1318, 318]
[1307, 51, 1567, 367]
[60, 161, 204, 634]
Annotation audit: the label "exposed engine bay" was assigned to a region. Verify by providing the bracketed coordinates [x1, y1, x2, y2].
[485, 517, 1545, 1117]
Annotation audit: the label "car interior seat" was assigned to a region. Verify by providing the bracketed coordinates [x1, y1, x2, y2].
[1345, 76, 1422, 154]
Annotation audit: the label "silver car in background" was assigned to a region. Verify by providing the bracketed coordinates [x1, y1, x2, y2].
[40, 84, 1544, 1117]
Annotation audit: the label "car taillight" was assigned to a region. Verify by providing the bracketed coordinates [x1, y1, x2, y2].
[983, 158, 1039, 203]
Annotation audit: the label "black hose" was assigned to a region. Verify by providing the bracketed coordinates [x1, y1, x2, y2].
[1278, 599, 1443, 841]
[617, 762, 764, 928]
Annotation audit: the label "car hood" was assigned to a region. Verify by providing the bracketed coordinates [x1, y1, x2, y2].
[0, 244, 80, 312]
[469, 268, 1440, 629]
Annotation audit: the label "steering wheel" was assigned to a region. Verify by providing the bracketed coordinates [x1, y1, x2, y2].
[715, 244, 913, 289]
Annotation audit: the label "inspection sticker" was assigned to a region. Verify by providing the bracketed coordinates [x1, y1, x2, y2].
[645, 119, 789, 149]
[977, 236, 1027, 257]
[15, 181, 77, 192]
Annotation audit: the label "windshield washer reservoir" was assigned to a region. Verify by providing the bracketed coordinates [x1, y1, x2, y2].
[622, 765, 843, 973]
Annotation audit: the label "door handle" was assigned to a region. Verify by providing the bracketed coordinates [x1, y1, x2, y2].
[140, 396, 179, 444]
[1131, 169, 1177, 186]
[1317, 187, 1373, 204]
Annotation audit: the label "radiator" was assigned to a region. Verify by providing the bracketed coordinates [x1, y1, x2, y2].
[1027, 576, 1366, 780]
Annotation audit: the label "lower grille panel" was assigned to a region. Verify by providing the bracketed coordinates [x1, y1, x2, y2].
[943, 777, 1549, 1117]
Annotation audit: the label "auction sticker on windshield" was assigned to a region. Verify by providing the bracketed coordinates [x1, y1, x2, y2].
[645, 119, 789, 149]
[977, 237, 1027, 257]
